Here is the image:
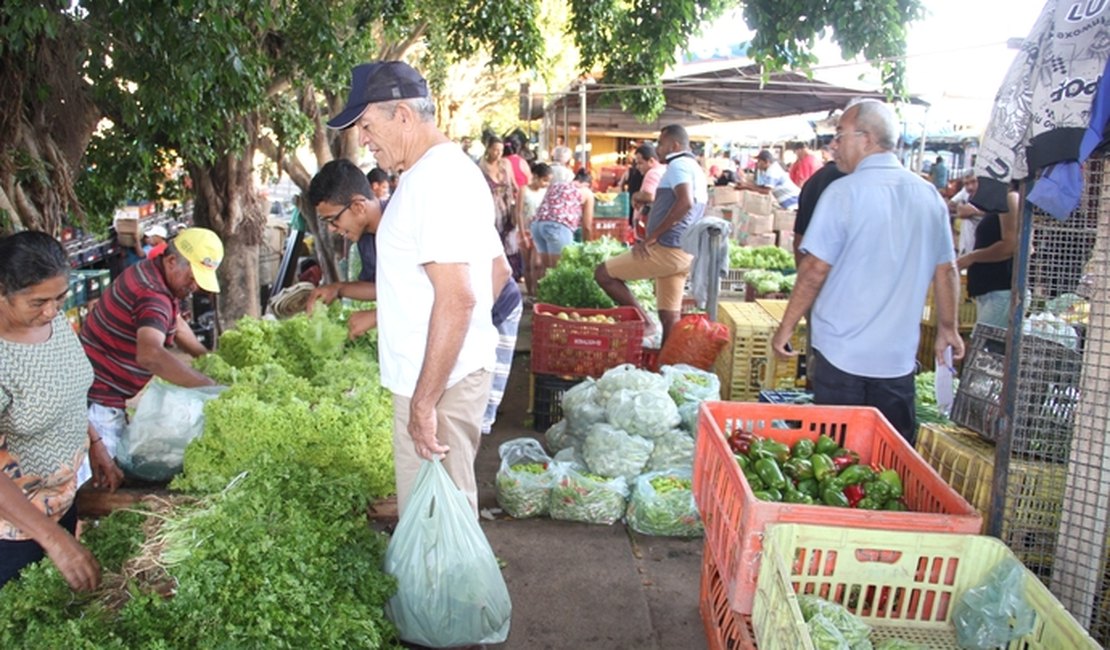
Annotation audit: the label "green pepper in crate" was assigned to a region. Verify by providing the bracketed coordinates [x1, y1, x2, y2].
[783, 488, 815, 505]
[877, 469, 904, 499]
[782, 457, 814, 481]
[791, 438, 815, 459]
[837, 464, 874, 486]
[742, 466, 765, 491]
[748, 438, 773, 461]
[735, 454, 751, 471]
[753, 487, 783, 502]
[821, 487, 850, 507]
[811, 453, 835, 482]
[883, 499, 908, 512]
[762, 440, 792, 463]
[814, 434, 839, 455]
[863, 479, 891, 503]
[754, 458, 788, 490]
[796, 478, 819, 498]
[855, 496, 882, 510]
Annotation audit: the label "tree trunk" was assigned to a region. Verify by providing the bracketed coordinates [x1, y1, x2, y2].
[188, 131, 266, 329]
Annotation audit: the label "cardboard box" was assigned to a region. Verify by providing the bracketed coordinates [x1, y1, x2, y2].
[741, 190, 774, 216]
[747, 213, 774, 235]
[773, 209, 796, 232]
[745, 233, 777, 248]
[777, 230, 796, 251]
[710, 186, 741, 206]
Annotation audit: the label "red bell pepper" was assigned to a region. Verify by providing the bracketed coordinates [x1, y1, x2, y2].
[843, 483, 865, 508]
[831, 451, 860, 472]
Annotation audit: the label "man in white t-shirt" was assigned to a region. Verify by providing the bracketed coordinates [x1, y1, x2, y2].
[328, 61, 506, 516]
[948, 171, 984, 256]
[739, 150, 801, 209]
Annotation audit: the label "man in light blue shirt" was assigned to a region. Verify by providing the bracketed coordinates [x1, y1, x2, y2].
[771, 99, 964, 444]
[739, 150, 800, 208]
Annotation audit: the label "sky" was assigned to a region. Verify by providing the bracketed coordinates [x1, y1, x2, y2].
[684, 0, 1050, 134]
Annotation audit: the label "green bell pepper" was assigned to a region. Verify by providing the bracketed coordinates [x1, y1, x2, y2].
[754, 458, 788, 490]
[877, 469, 904, 499]
[811, 453, 836, 482]
[782, 457, 815, 481]
[837, 464, 875, 486]
[762, 440, 792, 464]
[863, 479, 891, 502]
[796, 478, 819, 498]
[791, 438, 815, 459]
[783, 489, 816, 505]
[735, 454, 751, 471]
[883, 499, 908, 512]
[855, 496, 882, 510]
[814, 434, 839, 456]
[821, 487, 850, 507]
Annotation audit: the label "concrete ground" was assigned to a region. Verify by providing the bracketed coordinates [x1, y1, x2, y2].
[473, 310, 710, 650]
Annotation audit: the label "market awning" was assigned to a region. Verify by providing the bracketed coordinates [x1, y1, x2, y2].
[543, 64, 927, 138]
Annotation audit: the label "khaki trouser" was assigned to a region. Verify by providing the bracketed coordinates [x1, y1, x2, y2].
[392, 369, 492, 518]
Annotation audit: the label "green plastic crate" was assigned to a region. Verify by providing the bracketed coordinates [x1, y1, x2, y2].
[753, 523, 1098, 649]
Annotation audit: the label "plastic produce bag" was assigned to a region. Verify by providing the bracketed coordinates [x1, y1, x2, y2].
[661, 363, 721, 405]
[605, 388, 680, 439]
[952, 557, 1035, 649]
[384, 459, 512, 647]
[595, 363, 668, 403]
[625, 469, 703, 537]
[552, 446, 586, 469]
[495, 438, 554, 519]
[678, 400, 701, 435]
[581, 422, 653, 480]
[544, 420, 575, 454]
[657, 314, 730, 371]
[562, 378, 608, 435]
[874, 640, 928, 650]
[548, 462, 629, 525]
[646, 429, 695, 472]
[797, 595, 871, 645]
[807, 614, 850, 650]
[119, 382, 227, 481]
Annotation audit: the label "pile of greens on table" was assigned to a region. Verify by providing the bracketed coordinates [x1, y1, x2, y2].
[537, 238, 656, 310]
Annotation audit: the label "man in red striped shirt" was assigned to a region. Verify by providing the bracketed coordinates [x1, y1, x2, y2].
[77, 228, 222, 484]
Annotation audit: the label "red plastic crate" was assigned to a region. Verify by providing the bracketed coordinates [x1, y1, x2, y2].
[531, 303, 645, 378]
[692, 402, 982, 615]
[701, 547, 757, 650]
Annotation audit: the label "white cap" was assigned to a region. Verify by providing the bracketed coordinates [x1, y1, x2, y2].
[145, 225, 168, 239]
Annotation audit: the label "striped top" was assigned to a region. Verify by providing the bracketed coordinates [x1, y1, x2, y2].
[0, 314, 94, 540]
[80, 257, 178, 408]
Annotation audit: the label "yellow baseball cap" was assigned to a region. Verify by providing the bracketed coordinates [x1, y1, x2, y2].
[174, 228, 224, 293]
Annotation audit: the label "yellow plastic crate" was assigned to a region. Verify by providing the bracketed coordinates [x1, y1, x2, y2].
[916, 322, 972, 372]
[756, 299, 806, 388]
[923, 274, 977, 330]
[753, 523, 1099, 649]
[713, 302, 778, 401]
[916, 422, 1067, 566]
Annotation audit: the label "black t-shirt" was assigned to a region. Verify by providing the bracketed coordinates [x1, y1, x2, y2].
[793, 161, 847, 237]
[967, 213, 1012, 297]
[625, 166, 644, 220]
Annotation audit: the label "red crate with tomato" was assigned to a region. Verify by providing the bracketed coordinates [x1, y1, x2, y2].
[531, 303, 645, 378]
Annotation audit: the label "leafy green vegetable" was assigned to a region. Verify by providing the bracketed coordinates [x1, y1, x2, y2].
[537, 264, 615, 309]
[728, 243, 795, 271]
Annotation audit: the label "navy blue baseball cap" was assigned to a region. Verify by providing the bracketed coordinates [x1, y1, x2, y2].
[327, 61, 429, 130]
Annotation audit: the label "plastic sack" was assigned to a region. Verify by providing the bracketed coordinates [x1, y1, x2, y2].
[548, 461, 629, 525]
[952, 557, 1035, 649]
[646, 429, 695, 472]
[797, 595, 871, 645]
[495, 438, 554, 519]
[657, 314, 731, 371]
[552, 446, 586, 470]
[581, 422, 653, 480]
[595, 363, 668, 403]
[625, 469, 703, 537]
[384, 459, 512, 647]
[678, 400, 701, 435]
[661, 363, 721, 405]
[605, 388, 680, 439]
[119, 381, 227, 481]
[562, 378, 608, 435]
[807, 613, 850, 649]
[544, 420, 575, 454]
[874, 639, 928, 650]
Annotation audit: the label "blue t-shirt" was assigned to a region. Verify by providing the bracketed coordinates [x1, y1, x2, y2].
[645, 152, 708, 248]
[802, 152, 954, 378]
[356, 231, 520, 325]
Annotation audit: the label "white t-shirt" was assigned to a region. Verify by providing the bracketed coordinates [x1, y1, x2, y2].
[376, 142, 502, 397]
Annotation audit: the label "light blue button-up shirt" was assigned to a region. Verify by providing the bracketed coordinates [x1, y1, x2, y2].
[801, 152, 954, 378]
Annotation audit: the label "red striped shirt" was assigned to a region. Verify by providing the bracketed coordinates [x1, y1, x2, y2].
[80, 258, 177, 407]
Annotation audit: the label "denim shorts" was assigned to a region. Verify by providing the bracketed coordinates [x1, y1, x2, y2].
[530, 220, 574, 255]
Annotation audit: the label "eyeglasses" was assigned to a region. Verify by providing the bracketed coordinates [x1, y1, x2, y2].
[318, 201, 354, 226]
[833, 130, 868, 142]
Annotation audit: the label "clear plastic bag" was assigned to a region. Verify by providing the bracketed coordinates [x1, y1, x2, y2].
[562, 378, 608, 436]
[625, 469, 703, 538]
[661, 363, 721, 405]
[384, 459, 512, 647]
[646, 429, 695, 472]
[796, 595, 871, 645]
[119, 381, 227, 481]
[581, 422, 653, 480]
[552, 446, 586, 469]
[678, 400, 702, 435]
[548, 461, 629, 525]
[543, 419, 575, 454]
[595, 363, 668, 403]
[495, 438, 554, 519]
[604, 388, 680, 439]
[952, 557, 1035, 649]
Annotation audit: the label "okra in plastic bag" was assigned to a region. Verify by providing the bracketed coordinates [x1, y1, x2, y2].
[646, 428, 695, 472]
[384, 459, 512, 647]
[561, 378, 607, 435]
[625, 469, 703, 537]
[581, 422, 653, 480]
[605, 388, 680, 439]
[952, 557, 1035, 649]
[660, 363, 721, 405]
[796, 594, 871, 646]
[548, 461, 629, 525]
[495, 438, 554, 519]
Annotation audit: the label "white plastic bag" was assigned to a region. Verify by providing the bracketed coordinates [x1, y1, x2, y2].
[495, 438, 554, 519]
[384, 459, 512, 647]
[119, 381, 226, 481]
